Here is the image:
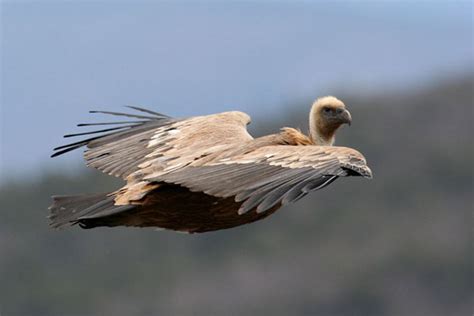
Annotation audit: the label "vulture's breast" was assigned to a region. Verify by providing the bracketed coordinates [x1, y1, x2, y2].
[116, 184, 280, 233]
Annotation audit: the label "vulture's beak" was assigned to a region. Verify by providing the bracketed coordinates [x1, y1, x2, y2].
[340, 109, 352, 126]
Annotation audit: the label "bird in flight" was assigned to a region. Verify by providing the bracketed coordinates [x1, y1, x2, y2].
[49, 96, 372, 233]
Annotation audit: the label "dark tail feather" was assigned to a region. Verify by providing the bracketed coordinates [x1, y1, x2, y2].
[48, 193, 134, 229]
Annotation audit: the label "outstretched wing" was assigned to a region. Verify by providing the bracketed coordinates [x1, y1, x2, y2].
[145, 145, 372, 214]
[52, 107, 253, 179]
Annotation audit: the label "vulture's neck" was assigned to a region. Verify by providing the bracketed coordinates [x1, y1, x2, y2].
[279, 128, 313, 145]
[309, 115, 337, 146]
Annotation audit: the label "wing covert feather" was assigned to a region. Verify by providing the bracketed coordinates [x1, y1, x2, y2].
[147, 145, 372, 214]
[54, 109, 253, 179]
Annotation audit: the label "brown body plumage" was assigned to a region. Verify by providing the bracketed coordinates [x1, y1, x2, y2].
[49, 96, 371, 233]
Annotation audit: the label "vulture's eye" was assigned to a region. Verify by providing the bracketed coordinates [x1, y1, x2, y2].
[323, 107, 331, 113]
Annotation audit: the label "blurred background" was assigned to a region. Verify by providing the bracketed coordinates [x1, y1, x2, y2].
[1, 1, 472, 315]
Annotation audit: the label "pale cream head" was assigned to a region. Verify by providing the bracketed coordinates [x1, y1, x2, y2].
[309, 96, 352, 146]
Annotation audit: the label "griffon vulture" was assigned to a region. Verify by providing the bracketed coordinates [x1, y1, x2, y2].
[49, 96, 372, 233]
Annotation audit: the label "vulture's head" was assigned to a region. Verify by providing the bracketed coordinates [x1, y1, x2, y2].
[309, 96, 352, 146]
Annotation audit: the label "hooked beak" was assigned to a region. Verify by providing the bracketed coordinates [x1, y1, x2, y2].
[341, 109, 352, 126]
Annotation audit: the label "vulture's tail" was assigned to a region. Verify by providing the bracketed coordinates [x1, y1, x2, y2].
[48, 193, 134, 229]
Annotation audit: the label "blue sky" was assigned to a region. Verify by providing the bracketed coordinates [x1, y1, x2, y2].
[1, 1, 472, 180]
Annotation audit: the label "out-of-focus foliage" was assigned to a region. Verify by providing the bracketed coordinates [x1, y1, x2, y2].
[0, 76, 472, 316]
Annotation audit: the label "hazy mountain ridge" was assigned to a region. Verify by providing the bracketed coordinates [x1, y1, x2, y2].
[1, 75, 472, 315]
